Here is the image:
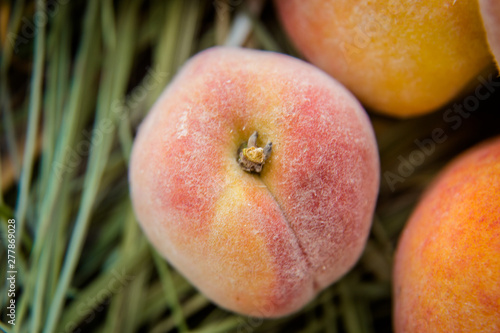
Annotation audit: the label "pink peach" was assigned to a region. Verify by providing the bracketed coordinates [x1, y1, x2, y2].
[479, 0, 500, 67]
[129, 47, 380, 317]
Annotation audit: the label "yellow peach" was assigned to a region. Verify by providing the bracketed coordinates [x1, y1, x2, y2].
[393, 136, 500, 332]
[274, 0, 494, 117]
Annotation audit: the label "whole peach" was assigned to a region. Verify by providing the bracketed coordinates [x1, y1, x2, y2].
[274, 0, 493, 117]
[479, 0, 500, 67]
[129, 47, 380, 317]
[393, 136, 500, 332]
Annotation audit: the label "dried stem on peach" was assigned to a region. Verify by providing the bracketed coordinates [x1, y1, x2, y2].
[238, 131, 272, 173]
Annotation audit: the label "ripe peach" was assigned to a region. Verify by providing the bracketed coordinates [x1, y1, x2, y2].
[479, 0, 500, 66]
[393, 136, 500, 332]
[274, 0, 494, 117]
[129, 47, 380, 317]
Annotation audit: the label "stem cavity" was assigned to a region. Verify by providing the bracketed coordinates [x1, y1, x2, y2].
[238, 131, 272, 173]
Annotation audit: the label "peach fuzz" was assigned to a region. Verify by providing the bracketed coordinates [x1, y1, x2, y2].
[129, 47, 380, 317]
[393, 136, 500, 332]
[479, 0, 500, 67]
[274, 0, 494, 118]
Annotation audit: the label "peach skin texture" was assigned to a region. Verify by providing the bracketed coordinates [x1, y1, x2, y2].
[479, 0, 500, 68]
[393, 136, 500, 332]
[129, 47, 380, 317]
[274, 0, 494, 118]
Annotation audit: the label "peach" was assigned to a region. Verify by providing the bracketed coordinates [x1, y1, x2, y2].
[479, 0, 500, 67]
[274, 0, 494, 117]
[129, 47, 380, 317]
[393, 136, 500, 332]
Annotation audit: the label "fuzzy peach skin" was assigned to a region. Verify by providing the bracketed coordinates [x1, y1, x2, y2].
[274, 0, 494, 117]
[479, 0, 500, 67]
[129, 47, 380, 317]
[393, 136, 500, 332]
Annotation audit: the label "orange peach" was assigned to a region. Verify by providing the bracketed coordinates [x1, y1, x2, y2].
[274, 0, 494, 117]
[479, 0, 500, 67]
[129, 47, 380, 317]
[393, 136, 500, 332]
